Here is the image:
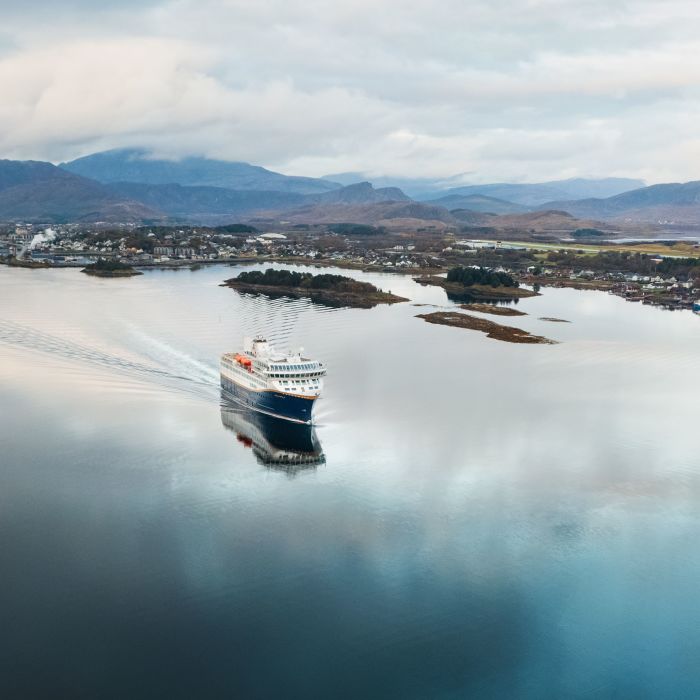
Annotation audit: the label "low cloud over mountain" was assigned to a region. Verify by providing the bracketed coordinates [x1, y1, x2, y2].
[2, 2, 700, 183]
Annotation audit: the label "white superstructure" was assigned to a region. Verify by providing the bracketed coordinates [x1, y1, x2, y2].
[220, 336, 326, 398]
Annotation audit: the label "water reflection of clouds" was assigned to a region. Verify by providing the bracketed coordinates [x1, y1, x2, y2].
[3, 265, 700, 696]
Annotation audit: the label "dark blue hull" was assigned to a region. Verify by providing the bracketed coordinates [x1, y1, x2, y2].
[221, 375, 316, 424]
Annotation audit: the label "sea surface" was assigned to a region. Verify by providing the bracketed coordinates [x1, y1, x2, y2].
[1, 263, 699, 699]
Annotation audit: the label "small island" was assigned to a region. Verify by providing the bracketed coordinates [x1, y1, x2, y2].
[223, 268, 408, 308]
[81, 258, 142, 277]
[415, 266, 539, 302]
[416, 311, 556, 344]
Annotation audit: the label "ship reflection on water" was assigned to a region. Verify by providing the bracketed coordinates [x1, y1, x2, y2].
[220, 396, 325, 475]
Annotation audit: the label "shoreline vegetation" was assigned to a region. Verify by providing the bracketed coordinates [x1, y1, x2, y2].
[81, 259, 142, 277]
[223, 268, 407, 308]
[416, 311, 557, 344]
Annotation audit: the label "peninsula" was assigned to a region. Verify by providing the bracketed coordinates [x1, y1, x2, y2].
[223, 268, 407, 308]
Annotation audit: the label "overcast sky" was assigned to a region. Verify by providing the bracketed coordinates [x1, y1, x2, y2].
[1, 0, 700, 182]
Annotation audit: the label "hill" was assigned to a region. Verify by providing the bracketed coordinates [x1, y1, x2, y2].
[253, 200, 455, 230]
[106, 182, 305, 222]
[0, 160, 160, 223]
[321, 172, 467, 197]
[61, 149, 341, 195]
[455, 208, 615, 237]
[306, 181, 410, 205]
[484, 210, 610, 232]
[542, 181, 700, 224]
[430, 193, 530, 214]
[450, 210, 498, 226]
[424, 177, 644, 206]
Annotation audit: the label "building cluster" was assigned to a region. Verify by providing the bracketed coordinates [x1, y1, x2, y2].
[2, 225, 697, 312]
[524, 264, 698, 310]
[0, 225, 441, 271]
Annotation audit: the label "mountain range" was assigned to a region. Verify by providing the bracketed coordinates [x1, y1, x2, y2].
[428, 194, 530, 215]
[422, 178, 646, 206]
[323, 173, 645, 203]
[0, 148, 697, 231]
[540, 181, 700, 225]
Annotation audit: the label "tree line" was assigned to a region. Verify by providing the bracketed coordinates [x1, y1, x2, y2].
[446, 266, 519, 288]
[84, 258, 133, 271]
[236, 268, 381, 293]
[546, 250, 700, 280]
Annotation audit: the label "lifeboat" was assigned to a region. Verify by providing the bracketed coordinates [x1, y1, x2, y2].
[234, 353, 253, 369]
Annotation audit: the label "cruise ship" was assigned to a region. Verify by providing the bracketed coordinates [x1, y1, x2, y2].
[220, 336, 326, 424]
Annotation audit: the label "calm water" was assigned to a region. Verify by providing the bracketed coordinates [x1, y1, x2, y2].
[1, 263, 699, 699]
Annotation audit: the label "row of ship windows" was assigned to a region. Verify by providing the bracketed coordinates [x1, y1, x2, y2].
[277, 380, 318, 390]
[273, 364, 318, 371]
[268, 372, 323, 378]
[227, 364, 320, 381]
[223, 359, 320, 373]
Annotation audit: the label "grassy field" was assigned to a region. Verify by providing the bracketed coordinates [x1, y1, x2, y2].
[479, 240, 700, 259]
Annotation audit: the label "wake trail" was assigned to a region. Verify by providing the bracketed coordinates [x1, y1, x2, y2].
[0, 319, 219, 401]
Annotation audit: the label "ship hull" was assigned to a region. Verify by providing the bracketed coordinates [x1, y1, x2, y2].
[221, 374, 316, 424]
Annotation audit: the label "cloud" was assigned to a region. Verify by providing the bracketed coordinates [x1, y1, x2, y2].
[1, 0, 699, 182]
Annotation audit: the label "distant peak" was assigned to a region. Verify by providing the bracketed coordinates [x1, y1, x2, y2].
[343, 181, 374, 191]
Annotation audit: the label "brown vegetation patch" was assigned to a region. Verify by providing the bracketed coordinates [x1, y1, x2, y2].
[460, 303, 526, 316]
[416, 311, 557, 345]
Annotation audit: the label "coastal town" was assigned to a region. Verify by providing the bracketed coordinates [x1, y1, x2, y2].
[1, 222, 699, 313]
